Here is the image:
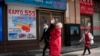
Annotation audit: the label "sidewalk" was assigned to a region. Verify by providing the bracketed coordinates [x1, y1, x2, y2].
[0, 42, 100, 56]
[62, 47, 100, 56]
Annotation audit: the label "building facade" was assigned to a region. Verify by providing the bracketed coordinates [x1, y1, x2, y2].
[93, 0, 100, 41]
[0, 0, 100, 53]
[64, 0, 95, 46]
[0, 0, 66, 53]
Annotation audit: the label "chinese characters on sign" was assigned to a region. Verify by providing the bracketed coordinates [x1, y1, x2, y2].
[5, 0, 66, 10]
[8, 5, 36, 40]
[80, 0, 93, 14]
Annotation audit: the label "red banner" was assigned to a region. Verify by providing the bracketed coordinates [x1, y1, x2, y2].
[80, 0, 94, 15]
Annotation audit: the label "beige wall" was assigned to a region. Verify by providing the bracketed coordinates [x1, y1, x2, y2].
[76, 0, 80, 24]
[65, 0, 80, 24]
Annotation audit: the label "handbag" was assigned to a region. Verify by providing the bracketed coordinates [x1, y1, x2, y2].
[88, 32, 94, 45]
[90, 40, 94, 45]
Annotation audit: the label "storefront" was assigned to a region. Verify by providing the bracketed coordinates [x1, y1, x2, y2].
[64, 0, 81, 46]
[38, 9, 65, 47]
[80, 0, 94, 35]
[93, 0, 100, 40]
[3, 0, 66, 52]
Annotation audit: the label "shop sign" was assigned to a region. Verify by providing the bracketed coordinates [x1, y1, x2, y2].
[0, 5, 3, 42]
[5, 0, 66, 10]
[80, 0, 93, 15]
[8, 5, 36, 40]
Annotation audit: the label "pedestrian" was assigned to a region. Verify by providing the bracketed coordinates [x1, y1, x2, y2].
[40, 19, 55, 56]
[79, 29, 93, 55]
[40, 22, 49, 56]
[49, 22, 62, 56]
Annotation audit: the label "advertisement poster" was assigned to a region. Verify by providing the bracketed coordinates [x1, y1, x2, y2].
[0, 5, 3, 42]
[70, 26, 79, 35]
[8, 5, 36, 40]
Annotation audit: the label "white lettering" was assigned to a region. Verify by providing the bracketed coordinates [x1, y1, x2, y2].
[45, 1, 52, 4]
[90, 0, 93, 5]
[87, 0, 90, 5]
[35, 0, 43, 3]
[83, 0, 86, 4]
[80, 0, 93, 5]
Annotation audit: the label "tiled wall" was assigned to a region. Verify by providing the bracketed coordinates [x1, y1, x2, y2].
[65, 0, 80, 24]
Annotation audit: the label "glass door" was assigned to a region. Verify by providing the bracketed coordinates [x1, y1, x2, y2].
[52, 13, 62, 23]
[39, 12, 63, 40]
[81, 17, 91, 29]
[81, 16, 92, 36]
[39, 12, 51, 40]
[39, 11, 63, 47]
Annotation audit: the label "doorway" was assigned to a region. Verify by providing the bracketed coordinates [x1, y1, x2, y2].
[38, 10, 64, 47]
[81, 16, 93, 36]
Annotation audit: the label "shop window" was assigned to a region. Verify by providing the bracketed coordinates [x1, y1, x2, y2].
[81, 16, 92, 36]
[53, 13, 62, 22]
[39, 11, 63, 40]
[81, 16, 91, 28]
[39, 12, 50, 39]
[93, 13, 100, 36]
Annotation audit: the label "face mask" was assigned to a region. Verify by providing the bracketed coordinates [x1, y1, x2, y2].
[44, 25, 48, 29]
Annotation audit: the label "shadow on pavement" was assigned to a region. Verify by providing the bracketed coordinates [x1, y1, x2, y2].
[63, 54, 78, 56]
[5, 54, 35, 56]
[63, 54, 91, 56]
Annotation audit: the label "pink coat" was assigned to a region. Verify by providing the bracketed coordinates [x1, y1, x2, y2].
[49, 28, 62, 56]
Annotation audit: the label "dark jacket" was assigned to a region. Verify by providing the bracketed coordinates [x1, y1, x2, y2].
[40, 28, 48, 43]
[40, 24, 55, 43]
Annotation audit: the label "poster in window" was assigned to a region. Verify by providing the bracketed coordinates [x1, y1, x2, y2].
[70, 26, 79, 36]
[8, 5, 36, 40]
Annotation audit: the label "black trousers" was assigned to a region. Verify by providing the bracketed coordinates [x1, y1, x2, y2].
[83, 46, 91, 55]
[42, 42, 49, 56]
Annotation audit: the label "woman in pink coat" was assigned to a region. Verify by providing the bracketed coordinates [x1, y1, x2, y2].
[49, 22, 62, 56]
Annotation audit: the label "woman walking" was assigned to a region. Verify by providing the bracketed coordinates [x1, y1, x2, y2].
[80, 29, 92, 55]
[49, 22, 62, 56]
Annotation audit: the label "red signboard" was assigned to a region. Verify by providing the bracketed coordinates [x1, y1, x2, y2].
[80, 0, 94, 15]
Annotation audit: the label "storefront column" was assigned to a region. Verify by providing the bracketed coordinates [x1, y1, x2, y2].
[64, 0, 81, 46]
[76, 0, 80, 24]
[65, 0, 80, 24]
